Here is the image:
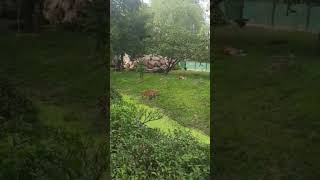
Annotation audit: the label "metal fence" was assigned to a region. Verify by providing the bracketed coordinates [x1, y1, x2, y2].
[220, 0, 320, 32]
[179, 61, 210, 72]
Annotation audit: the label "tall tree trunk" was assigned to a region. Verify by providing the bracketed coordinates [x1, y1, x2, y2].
[164, 59, 180, 75]
[116, 53, 124, 71]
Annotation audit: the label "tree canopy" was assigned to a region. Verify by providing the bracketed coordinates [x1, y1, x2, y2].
[110, 0, 210, 73]
[110, 0, 151, 70]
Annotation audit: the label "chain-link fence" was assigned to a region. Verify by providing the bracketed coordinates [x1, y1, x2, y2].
[220, 0, 320, 32]
[179, 61, 210, 72]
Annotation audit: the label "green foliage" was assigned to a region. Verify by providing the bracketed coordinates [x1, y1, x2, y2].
[146, 25, 206, 73]
[110, 0, 209, 73]
[0, 77, 39, 136]
[0, 77, 36, 120]
[0, 78, 107, 179]
[136, 60, 146, 79]
[150, 0, 205, 33]
[111, 87, 123, 102]
[145, 0, 209, 73]
[111, 0, 151, 59]
[80, 0, 108, 53]
[111, 93, 210, 179]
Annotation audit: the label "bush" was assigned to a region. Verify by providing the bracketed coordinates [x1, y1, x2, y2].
[0, 77, 108, 179]
[0, 77, 39, 136]
[111, 93, 210, 179]
[0, 127, 107, 180]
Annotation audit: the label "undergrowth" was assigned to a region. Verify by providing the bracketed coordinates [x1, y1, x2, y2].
[0, 77, 107, 179]
[110, 88, 210, 179]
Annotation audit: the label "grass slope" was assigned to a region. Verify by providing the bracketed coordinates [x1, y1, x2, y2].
[122, 95, 210, 144]
[213, 26, 320, 179]
[111, 70, 210, 135]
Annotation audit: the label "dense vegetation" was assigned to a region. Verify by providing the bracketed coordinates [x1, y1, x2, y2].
[0, 77, 107, 179]
[111, 0, 209, 73]
[110, 88, 210, 179]
[110, 0, 210, 178]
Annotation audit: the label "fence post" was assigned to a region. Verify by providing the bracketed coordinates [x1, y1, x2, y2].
[271, 0, 276, 27]
[306, 3, 311, 31]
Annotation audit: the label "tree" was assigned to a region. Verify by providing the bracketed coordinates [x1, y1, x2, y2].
[150, 0, 205, 34]
[146, 24, 209, 74]
[80, 0, 108, 53]
[110, 0, 150, 71]
[146, 0, 209, 74]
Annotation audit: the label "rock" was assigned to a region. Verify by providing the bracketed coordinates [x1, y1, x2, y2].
[178, 76, 186, 80]
[154, 61, 161, 67]
[146, 67, 161, 73]
[129, 63, 135, 69]
[153, 67, 161, 72]
[144, 55, 151, 60]
[121, 53, 170, 73]
[143, 59, 149, 65]
[152, 56, 160, 61]
[149, 61, 156, 66]
[160, 59, 166, 65]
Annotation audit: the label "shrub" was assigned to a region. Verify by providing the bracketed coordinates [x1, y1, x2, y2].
[111, 87, 122, 102]
[111, 93, 210, 179]
[0, 77, 108, 179]
[0, 77, 39, 136]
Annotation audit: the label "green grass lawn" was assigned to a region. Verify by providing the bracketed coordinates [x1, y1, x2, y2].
[0, 31, 107, 138]
[122, 95, 210, 144]
[213, 26, 320, 179]
[111, 70, 210, 135]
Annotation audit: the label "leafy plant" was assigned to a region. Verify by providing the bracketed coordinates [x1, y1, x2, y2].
[111, 91, 210, 179]
[0, 77, 108, 179]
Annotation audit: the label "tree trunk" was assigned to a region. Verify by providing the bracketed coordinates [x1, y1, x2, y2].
[116, 54, 124, 71]
[164, 59, 180, 75]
